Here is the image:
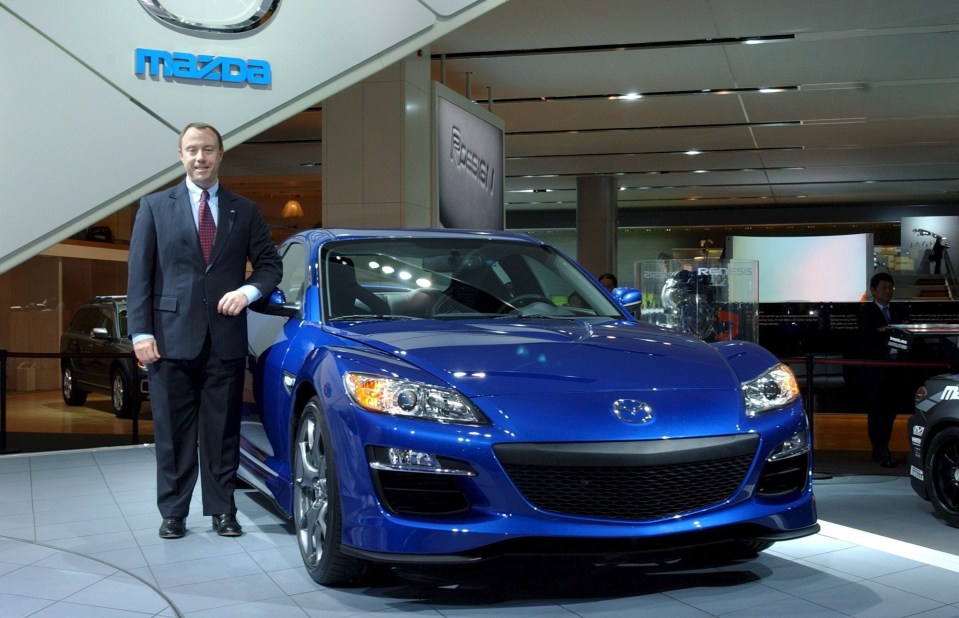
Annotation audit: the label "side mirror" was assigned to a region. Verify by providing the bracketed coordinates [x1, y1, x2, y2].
[251, 288, 300, 317]
[612, 287, 642, 319]
[90, 327, 111, 339]
[612, 287, 642, 308]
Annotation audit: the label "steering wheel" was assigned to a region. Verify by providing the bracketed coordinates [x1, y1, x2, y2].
[506, 293, 553, 310]
[430, 293, 468, 316]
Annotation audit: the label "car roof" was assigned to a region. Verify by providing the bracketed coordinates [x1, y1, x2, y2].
[85, 295, 126, 306]
[288, 228, 546, 246]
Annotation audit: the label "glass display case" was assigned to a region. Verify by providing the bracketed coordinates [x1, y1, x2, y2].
[636, 259, 759, 343]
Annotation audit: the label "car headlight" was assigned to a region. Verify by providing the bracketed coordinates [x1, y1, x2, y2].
[344, 372, 488, 425]
[742, 363, 800, 417]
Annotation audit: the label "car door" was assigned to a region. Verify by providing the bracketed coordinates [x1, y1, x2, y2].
[64, 308, 95, 383]
[86, 307, 116, 390]
[243, 239, 311, 488]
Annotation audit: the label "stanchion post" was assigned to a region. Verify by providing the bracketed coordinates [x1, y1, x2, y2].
[132, 362, 140, 445]
[804, 353, 815, 428]
[1, 349, 9, 454]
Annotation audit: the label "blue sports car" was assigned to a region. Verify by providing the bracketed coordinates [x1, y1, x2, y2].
[241, 228, 818, 586]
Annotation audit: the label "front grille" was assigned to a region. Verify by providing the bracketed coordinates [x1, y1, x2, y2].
[495, 435, 758, 521]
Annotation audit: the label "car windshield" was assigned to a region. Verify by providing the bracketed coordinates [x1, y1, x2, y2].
[319, 238, 624, 321]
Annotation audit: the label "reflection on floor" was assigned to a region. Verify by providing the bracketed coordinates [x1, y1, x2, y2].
[1, 446, 959, 617]
[1, 392, 959, 616]
[2, 390, 153, 453]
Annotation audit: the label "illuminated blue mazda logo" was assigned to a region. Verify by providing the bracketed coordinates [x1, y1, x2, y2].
[612, 399, 654, 424]
[137, 0, 280, 34]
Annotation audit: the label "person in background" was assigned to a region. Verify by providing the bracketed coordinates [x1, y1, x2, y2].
[127, 122, 282, 539]
[856, 272, 904, 468]
[598, 272, 618, 291]
[931, 237, 945, 275]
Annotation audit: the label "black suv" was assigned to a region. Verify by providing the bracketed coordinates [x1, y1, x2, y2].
[60, 296, 148, 418]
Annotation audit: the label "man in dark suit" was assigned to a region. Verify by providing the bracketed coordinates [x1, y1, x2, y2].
[127, 122, 281, 539]
[856, 272, 904, 468]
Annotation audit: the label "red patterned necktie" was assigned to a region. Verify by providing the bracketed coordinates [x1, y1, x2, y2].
[198, 190, 216, 263]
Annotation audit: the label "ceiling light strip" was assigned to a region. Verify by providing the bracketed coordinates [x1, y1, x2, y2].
[431, 34, 794, 60]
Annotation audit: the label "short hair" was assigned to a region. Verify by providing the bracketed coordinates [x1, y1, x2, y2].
[870, 272, 894, 290]
[179, 122, 223, 150]
[598, 272, 618, 286]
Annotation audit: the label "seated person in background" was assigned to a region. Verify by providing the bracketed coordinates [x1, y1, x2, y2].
[598, 272, 617, 291]
[444, 261, 505, 313]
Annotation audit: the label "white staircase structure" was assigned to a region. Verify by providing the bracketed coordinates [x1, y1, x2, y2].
[0, 0, 507, 273]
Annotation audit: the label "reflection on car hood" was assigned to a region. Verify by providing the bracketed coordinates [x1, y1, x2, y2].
[337, 318, 739, 397]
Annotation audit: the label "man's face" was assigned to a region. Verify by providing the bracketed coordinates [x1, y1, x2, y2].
[872, 280, 895, 305]
[178, 127, 223, 189]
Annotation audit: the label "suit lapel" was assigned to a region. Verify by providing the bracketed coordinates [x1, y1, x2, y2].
[208, 187, 237, 266]
[168, 182, 205, 264]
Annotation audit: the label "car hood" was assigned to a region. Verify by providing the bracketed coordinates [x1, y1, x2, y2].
[334, 318, 741, 397]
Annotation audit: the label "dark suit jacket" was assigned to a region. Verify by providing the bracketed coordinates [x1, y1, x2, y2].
[857, 301, 904, 361]
[127, 180, 281, 360]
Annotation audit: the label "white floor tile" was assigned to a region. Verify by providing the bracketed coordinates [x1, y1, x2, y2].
[3, 448, 959, 617]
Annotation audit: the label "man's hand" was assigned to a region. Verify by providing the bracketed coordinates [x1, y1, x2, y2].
[134, 338, 160, 365]
[218, 290, 250, 316]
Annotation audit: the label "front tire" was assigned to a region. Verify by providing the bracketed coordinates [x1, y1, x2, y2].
[111, 367, 141, 419]
[61, 365, 88, 406]
[926, 427, 959, 527]
[294, 396, 376, 586]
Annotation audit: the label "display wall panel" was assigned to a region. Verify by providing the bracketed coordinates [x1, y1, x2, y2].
[728, 233, 872, 302]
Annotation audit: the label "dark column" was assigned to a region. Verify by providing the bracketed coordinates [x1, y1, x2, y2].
[576, 175, 618, 280]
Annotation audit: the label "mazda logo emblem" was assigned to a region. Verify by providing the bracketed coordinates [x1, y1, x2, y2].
[612, 399, 654, 424]
[138, 0, 280, 34]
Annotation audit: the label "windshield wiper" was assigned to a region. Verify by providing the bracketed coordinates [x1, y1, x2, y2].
[329, 314, 421, 322]
[493, 313, 570, 320]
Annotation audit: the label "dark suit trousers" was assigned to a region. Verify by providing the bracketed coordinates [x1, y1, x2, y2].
[149, 335, 245, 518]
[862, 365, 899, 459]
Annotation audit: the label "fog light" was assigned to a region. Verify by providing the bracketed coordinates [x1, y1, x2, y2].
[367, 446, 476, 476]
[388, 447, 436, 469]
[767, 430, 810, 461]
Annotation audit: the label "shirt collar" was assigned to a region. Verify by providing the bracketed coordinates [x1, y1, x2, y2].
[185, 177, 219, 201]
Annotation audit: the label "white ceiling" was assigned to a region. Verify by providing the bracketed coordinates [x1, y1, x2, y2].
[223, 0, 959, 228]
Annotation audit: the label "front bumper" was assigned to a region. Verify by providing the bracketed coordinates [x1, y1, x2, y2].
[336, 401, 816, 561]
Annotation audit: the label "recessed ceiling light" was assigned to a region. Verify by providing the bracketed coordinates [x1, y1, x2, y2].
[618, 92, 643, 100]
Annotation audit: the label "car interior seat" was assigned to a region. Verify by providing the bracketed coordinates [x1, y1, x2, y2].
[326, 255, 390, 317]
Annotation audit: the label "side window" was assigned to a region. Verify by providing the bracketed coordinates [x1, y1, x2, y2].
[104, 308, 119, 337]
[117, 308, 128, 337]
[94, 309, 113, 335]
[278, 242, 307, 307]
[524, 257, 569, 299]
[71, 308, 97, 335]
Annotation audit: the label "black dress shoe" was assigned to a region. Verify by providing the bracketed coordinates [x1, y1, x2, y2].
[212, 513, 242, 537]
[159, 517, 186, 539]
